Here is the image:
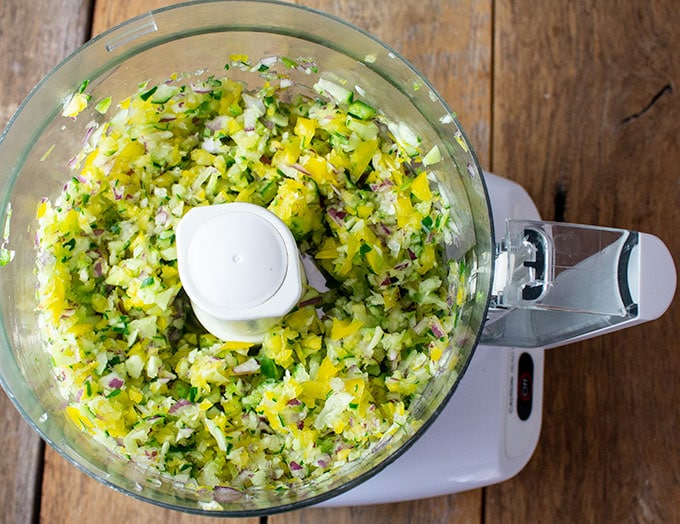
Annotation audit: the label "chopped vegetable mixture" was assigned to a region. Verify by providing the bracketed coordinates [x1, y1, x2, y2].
[36, 56, 469, 502]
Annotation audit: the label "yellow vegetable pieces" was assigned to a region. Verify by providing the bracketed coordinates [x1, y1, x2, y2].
[256, 375, 304, 432]
[262, 316, 324, 372]
[37, 69, 464, 491]
[331, 219, 386, 276]
[188, 354, 229, 391]
[330, 318, 364, 340]
[267, 177, 322, 239]
[300, 355, 338, 402]
[262, 327, 297, 369]
[299, 153, 337, 188]
[410, 171, 433, 202]
[294, 116, 317, 147]
[349, 139, 379, 182]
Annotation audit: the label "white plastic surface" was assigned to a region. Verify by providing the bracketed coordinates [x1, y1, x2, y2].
[187, 211, 288, 311]
[483, 171, 541, 242]
[540, 230, 676, 349]
[633, 232, 677, 322]
[175, 203, 304, 341]
[484, 171, 676, 349]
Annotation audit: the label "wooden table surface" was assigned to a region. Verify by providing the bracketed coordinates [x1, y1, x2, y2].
[2, 1, 679, 523]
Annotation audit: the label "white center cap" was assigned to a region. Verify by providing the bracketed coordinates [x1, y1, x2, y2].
[188, 212, 288, 310]
[175, 202, 305, 342]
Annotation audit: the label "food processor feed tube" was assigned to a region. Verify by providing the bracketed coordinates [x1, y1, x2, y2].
[483, 209, 676, 349]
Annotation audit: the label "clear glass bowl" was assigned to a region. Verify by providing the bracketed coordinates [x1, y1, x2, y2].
[0, 0, 492, 516]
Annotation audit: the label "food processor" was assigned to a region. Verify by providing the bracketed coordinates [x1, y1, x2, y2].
[0, 0, 675, 516]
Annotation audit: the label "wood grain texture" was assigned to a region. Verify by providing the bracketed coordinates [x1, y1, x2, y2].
[0, 1, 91, 523]
[90, 0, 186, 37]
[271, 493, 481, 524]
[489, 1, 680, 522]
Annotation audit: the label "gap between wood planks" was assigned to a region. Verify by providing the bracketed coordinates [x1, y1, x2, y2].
[31, 441, 46, 524]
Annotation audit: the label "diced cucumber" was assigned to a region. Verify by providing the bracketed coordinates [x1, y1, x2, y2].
[422, 144, 441, 166]
[348, 100, 376, 120]
[347, 117, 378, 140]
[313, 78, 353, 105]
[151, 83, 179, 104]
[94, 96, 112, 114]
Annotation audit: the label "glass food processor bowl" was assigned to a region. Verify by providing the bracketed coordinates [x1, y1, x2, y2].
[0, 0, 492, 516]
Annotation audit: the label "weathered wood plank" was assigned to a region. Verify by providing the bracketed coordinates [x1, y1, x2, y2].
[272, 493, 481, 524]
[0, 2, 91, 523]
[90, 0, 183, 37]
[489, 1, 680, 522]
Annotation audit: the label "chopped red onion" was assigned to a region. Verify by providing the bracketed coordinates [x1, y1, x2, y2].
[430, 319, 445, 339]
[292, 163, 312, 176]
[190, 83, 213, 94]
[168, 399, 191, 414]
[82, 121, 98, 144]
[213, 486, 243, 503]
[60, 308, 76, 319]
[93, 260, 104, 278]
[108, 377, 124, 389]
[327, 207, 346, 225]
[259, 56, 278, 68]
[155, 209, 169, 227]
[205, 115, 229, 131]
[112, 185, 124, 200]
[297, 295, 322, 308]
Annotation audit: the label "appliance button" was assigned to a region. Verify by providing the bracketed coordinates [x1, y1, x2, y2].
[517, 352, 533, 421]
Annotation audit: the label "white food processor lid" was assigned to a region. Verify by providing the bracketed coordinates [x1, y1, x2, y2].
[176, 202, 304, 342]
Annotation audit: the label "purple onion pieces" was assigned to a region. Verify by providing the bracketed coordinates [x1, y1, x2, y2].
[213, 486, 243, 503]
[108, 377, 124, 389]
[430, 317, 446, 339]
[168, 399, 191, 414]
[327, 207, 346, 225]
